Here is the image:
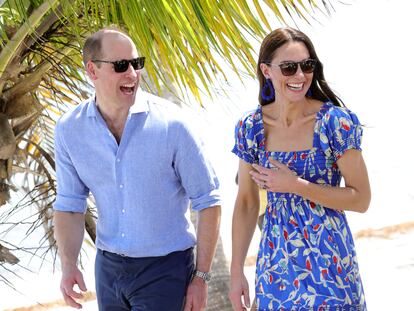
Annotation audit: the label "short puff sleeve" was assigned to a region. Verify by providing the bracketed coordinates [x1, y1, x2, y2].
[231, 112, 260, 164]
[319, 106, 363, 161]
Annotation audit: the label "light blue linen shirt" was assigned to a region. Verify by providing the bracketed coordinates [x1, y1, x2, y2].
[53, 90, 221, 257]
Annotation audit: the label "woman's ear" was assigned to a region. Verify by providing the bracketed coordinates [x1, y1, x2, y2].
[86, 61, 98, 81]
[259, 63, 270, 79]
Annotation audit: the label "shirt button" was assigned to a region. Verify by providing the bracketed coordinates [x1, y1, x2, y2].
[119, 184, 124, 189]
[121, 233, 125, 237]
[117, 158, 121, 162]
[122, 209, 125, 213]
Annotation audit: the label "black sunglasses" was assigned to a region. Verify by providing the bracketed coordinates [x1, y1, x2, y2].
[92, 57, 145, 73]
[266, 59, 317, 76]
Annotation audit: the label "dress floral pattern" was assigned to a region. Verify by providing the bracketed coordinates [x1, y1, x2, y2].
[232, 102, 366, 310]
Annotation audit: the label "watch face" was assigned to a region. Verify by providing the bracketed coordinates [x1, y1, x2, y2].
[204, 273, 211, 282]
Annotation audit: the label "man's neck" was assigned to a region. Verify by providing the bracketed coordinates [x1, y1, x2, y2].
[96, 101, 130, 144]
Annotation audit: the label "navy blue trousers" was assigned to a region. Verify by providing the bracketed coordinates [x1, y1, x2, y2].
[95, 248, 195, 311]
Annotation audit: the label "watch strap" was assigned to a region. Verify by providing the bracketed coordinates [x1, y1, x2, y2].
[193, 270, 212, 283]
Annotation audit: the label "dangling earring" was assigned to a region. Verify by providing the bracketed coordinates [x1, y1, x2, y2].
[306, 88, 313, 97]
[261, 78, 275, 103]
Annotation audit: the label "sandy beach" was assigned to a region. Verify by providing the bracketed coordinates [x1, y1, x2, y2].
[3, 226, 413, 311]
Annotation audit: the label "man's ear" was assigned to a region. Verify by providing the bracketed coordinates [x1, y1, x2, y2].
[259, 63, 270, 79]
[86, 61, 98, 81]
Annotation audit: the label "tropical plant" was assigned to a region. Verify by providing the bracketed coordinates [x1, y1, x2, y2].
[0, 0, 338, 308]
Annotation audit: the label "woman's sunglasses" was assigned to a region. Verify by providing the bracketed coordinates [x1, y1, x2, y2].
[266, 59, 317, 76]
[92, 57, 145, 73]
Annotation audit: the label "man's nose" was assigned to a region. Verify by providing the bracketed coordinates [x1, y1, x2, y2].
[124, 63, 138, 76]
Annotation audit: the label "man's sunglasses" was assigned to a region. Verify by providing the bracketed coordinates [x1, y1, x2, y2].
[92, 57, 145, 73]
[266, 59, 317, 76]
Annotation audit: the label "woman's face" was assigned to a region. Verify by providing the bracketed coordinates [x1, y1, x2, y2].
[262, 41, 314, 103]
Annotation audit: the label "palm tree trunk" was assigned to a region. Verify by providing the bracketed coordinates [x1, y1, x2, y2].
[206, 236, 232, 310]
[190, 211, 232, 310]
[0, 113, 16, 160]
[85, 209, 96, 243]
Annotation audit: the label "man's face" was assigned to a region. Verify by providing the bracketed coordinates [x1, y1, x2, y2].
[88, 32, 141, 109]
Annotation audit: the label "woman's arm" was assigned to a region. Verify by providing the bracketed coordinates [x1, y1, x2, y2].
[251, 149, 371, 213]
[229, 159, 261, 310]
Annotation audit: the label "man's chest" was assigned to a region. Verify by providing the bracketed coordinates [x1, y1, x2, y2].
[65, 122, 174, 189]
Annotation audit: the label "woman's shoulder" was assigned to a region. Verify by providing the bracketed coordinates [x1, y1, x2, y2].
[322, 102, 358, 119]
[232, 106, 263, 161]
[236, 106, 262, 129]
[317, 102, 364, 157]
[320, 102, 361, 140]
[234, 106, 264, 148]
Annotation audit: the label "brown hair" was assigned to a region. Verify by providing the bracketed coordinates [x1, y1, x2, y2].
[82, 25, 129, 66]
[257, 27, 343, 107]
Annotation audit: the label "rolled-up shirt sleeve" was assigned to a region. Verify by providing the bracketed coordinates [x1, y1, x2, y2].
[53, 120, 89, 213]
[171, 120, 221, 211]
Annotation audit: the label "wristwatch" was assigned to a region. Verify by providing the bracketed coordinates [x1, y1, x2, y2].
[193, 270, 212, 283]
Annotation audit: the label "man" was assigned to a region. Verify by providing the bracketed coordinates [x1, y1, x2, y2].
[53, 26, 221, 311]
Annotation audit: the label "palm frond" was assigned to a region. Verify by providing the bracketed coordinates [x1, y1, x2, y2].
[0, 0, 60, 94]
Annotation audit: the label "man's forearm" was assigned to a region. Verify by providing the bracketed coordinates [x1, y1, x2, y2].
[54, 211, 85, 268]
[195, 205, 221, 272]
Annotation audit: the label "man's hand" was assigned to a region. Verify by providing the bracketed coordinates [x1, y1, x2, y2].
[184, 277, 208, 311]
[60, 265, 87, 309]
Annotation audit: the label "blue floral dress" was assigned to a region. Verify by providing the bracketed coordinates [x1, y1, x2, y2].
[232, 102, 366, 310]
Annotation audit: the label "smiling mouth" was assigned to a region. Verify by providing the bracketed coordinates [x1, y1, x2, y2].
[287, 83, 304, 91]
[120, 83, 135, 94]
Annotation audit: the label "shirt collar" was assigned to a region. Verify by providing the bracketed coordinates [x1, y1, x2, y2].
[87, 88, 150, 118]
[129, 89, 150, 114]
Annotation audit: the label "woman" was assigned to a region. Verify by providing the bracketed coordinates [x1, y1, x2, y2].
[229, 27, 370, 310]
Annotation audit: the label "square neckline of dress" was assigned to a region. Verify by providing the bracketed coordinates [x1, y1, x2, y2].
[257, 101, 332, 154]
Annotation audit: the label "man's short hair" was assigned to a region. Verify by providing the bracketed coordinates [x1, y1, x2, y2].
[82, 25, 129, 66]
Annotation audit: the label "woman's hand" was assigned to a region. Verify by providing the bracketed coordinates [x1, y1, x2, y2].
[250, 150, 371, 213]
[228, 272, 250, 311]
[250, 158, 298, 193]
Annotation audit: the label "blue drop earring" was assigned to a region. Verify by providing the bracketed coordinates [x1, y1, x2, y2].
[261, 78, 275, 103]
[306, 88, 313, 97]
